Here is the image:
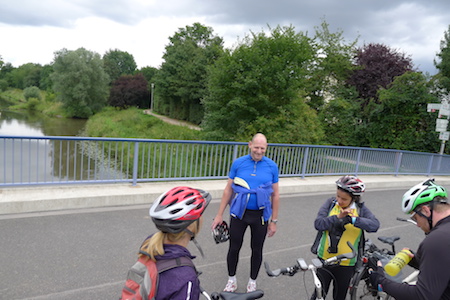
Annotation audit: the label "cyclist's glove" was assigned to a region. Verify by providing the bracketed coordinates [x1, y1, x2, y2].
[368, 266, 386, 288]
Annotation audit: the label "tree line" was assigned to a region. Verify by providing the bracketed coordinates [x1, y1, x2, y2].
[1, 21, 450, 154]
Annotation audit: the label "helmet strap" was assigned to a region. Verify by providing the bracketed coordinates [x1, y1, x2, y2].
[184, 220, 205, 258]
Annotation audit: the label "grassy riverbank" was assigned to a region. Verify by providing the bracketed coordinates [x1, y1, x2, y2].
[0, 88, 65, 117]
[1, 88, 203, 140]
[83, 107, 204, 140]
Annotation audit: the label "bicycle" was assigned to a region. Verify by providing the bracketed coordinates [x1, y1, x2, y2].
[264, 241, 356, 300]
[348, 217, 419, 300]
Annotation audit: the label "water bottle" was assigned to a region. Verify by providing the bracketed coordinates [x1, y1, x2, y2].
[384, 248, 413, 277]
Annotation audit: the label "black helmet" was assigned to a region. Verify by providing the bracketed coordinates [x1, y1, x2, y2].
[212, 221, 230, 244]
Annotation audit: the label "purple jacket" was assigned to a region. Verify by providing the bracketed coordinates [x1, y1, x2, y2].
[154, 244, 200, 300]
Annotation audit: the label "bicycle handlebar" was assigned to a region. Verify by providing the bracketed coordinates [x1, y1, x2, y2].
[265, 241, 356, 278]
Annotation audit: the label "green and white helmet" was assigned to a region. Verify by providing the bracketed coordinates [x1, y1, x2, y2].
[401, 178, 448, 214]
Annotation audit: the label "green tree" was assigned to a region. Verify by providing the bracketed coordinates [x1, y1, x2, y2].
[155, 22, 224, 124]
[39, 64, 54, 92]
[203, 25, 324, 143]
[434, 25, 450, 92]
[318, 85, 362, 146]
[0, 62, 14, 86]
[308, 21, 358, 111]
[51, 48, 110, 118]
[23, 86, 42, 101]
[139, 66, 158, 83]
[366, 72, 439, 152]
[103, 49, 137, 83]
[9, 63, 42, 89]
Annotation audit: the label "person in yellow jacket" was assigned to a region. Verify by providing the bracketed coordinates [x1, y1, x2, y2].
[312, 175, 380, 300]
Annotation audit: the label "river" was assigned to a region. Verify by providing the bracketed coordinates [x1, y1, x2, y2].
[0, 108, 89, 184]
[0, 109, 87, 137]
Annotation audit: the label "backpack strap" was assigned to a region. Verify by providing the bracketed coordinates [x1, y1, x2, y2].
[156, 256, 197, 273]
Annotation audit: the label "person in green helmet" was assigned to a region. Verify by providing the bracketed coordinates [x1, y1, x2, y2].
[369, 178, 450, 300]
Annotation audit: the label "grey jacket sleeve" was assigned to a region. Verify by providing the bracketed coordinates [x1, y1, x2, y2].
[314, 197, 339, 231]
[354, 204, 380, 233]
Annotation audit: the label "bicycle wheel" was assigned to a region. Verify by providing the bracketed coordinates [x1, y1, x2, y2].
[349, 269, 392, 300]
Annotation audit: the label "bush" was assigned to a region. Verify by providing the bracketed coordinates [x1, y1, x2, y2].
[0, 79, 8, 92]
[23, 86, 42, 101]
[26, 98, 40, 110]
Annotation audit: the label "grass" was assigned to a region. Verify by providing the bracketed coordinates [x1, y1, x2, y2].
[83, 107, 205, 140]
[0, 88, 65, 117]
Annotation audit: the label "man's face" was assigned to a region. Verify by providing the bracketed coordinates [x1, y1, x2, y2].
[249, 138, 267, 162]
[410, 206, 431, 234]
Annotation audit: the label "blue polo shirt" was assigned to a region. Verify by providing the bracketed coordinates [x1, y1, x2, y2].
[229, 154, 279, 210]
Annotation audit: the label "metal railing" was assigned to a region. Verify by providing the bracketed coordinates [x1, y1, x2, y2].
[1, 136, 450, 186]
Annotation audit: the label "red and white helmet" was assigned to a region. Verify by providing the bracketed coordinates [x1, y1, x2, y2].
[149, 186, 211, 233]
[336, 175, 365, 196]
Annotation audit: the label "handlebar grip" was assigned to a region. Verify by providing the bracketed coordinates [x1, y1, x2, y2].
[264, 261, 281, 277]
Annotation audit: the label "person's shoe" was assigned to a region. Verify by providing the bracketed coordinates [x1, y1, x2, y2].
[247, 280, 257, 293]
[224, 280, 237, 292]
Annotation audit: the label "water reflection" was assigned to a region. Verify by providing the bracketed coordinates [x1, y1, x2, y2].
[0, 109, 90, 184]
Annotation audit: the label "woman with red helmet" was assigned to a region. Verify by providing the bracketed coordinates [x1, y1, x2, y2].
[126, 186, 211, 300]
[311, 175, 380, 300]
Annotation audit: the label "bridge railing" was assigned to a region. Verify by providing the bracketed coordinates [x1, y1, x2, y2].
[1, 136, 450, 186]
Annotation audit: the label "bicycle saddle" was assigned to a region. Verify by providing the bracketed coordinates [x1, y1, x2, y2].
[220, 290, 264, 300]
[378, 236, 400, 245]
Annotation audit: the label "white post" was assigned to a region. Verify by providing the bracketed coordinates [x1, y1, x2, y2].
[150, 83, 155, 111]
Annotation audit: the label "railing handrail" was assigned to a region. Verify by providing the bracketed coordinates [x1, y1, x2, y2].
[1, 135, 449, 187]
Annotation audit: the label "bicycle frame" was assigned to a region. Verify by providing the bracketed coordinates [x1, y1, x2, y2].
[265, 241, 356, 300]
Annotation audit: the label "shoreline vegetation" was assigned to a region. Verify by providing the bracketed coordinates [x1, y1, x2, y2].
[0, 88, 203, 140]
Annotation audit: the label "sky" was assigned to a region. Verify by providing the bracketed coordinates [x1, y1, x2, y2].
[1, 0, 450, 75]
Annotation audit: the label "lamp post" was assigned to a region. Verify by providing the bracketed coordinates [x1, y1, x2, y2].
[150, 83, 155, 111]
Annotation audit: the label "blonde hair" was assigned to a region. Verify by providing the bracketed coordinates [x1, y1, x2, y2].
[139, 219, 202, 261]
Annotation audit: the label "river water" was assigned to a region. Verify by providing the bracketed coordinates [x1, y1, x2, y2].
[0, 108, 89, 184]
[0, 110, 86, 137]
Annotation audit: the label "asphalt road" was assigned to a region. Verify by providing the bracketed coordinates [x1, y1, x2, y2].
[0, 187, 424, 300]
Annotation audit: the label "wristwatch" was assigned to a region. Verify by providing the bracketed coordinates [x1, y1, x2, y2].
[271, 219, 278, 224]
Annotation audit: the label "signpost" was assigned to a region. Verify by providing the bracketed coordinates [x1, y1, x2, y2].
[429, 95, 450, 154]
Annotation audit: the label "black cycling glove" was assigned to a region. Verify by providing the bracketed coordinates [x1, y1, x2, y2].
[369, 266, 386, 288]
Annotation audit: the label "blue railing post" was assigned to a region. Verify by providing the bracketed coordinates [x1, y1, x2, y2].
[301, 147, 309, 179]
[132, 142, 140, 186]
[355, 149, 362, 176]
[394, 152, 403, 176]
[426, 155, 434, 176]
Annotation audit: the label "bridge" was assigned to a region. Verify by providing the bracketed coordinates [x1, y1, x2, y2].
[1, 135, 450, 214]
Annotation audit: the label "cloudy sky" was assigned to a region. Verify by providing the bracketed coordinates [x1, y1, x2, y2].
[1, 0, 449, 75]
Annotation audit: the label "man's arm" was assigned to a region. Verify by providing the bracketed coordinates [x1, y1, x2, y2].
[211, 178, 233, 229]
[267, 182, 279, 237]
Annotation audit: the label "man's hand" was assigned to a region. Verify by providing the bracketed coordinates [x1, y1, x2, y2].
[369, 261, 386, 288]
[267, 222, 277, 237]
[211, 215, 223, 230]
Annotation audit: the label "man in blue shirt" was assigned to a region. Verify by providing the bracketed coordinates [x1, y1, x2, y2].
[212, 133, 279, 293]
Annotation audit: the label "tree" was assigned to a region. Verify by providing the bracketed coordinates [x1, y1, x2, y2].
[434, 25, 450, 92]
[308, 21, 358, 111]
[108, 73, 150, 108]
[23, 86, 42, 101]
[365, 71, 439, 152]
[39, 64, 54, 92]
[103, 49, 137, 83]
[318, 85, 363, 146]
[155, 23, 224, 124]
[51, 48, 110, 118]
[203, 25, 324, 143]
[348, 43, 413, 106]
[9, 63, 42, 89]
